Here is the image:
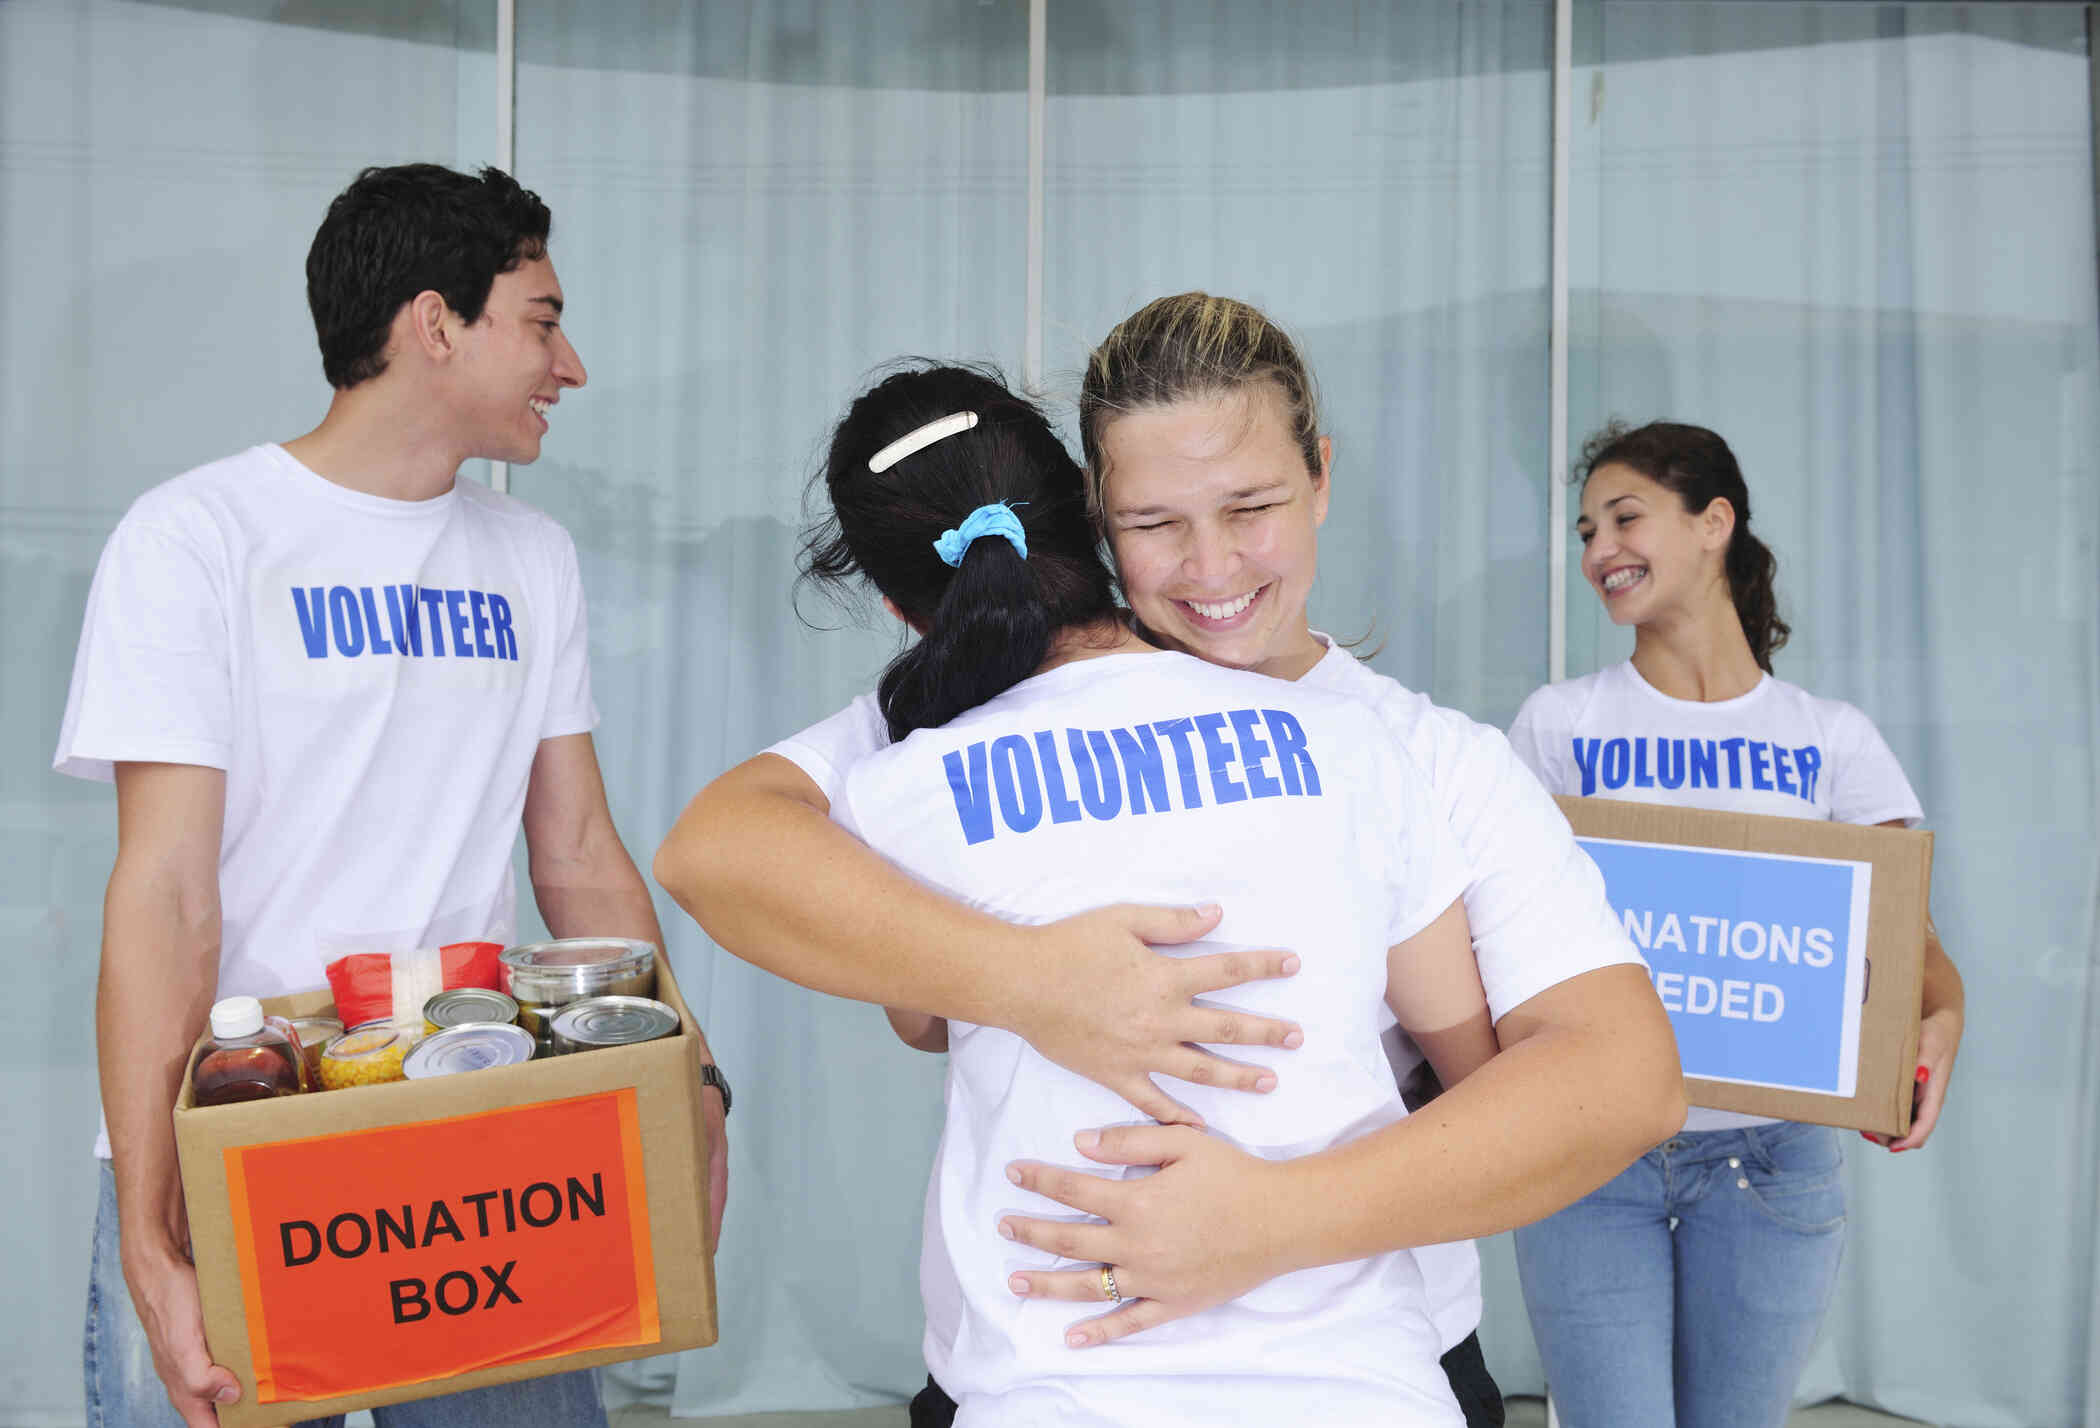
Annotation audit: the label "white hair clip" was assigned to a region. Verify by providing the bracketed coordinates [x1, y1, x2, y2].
[868, 411, 979, 473]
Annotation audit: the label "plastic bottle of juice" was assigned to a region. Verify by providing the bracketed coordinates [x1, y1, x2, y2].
[192, 996, 303, 1106]
[263, 1014, 311, 1090]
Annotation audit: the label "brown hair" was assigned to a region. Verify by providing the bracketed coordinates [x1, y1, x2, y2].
[1579, 420, 1792, 671]
[1077, 293, 1323, 523]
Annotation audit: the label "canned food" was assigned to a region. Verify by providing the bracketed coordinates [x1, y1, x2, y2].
[403, 1022, 537, 1079]
[500, 939, 657, 1045]
[422, 987, 520, 1036]
[317, 1023, 418, 1090]
[549, 996, 680, 1054]
[288, 1017, 343, 1088]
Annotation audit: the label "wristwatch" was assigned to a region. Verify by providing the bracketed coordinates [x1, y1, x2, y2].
[700, 1063, 732, 1117]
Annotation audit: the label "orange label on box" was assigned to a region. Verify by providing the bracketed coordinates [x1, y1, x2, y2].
[223, 1089, 659, 1403]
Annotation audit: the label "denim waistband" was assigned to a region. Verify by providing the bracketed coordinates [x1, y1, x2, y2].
[1649, 1120, 1826, 1171]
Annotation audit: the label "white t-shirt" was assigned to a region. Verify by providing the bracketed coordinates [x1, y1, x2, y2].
[765, 632, 1647, 1355]
[833, 650, 1468, 1428]
[55, 444, 599, 1154]
[1508, 659, 1923, 1131]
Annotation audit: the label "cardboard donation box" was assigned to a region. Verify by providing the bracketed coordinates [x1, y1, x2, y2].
[173, 959, 718, 1428]
[1557, 796, 1933, 1135]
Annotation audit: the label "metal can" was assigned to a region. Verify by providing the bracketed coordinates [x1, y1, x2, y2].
[549, 996, 679, 1055]
[403, 1023, 537, 1079]
[500, 938, 658, 1048]
[317, 1024, 418, 1090]
[422, 988, 520, 1037]
[288, 1016, 344, 1089]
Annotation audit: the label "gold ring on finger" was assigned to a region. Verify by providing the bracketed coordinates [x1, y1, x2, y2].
[1100, 1265, 1122, 1304]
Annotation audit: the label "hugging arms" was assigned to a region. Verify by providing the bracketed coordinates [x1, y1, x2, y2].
[657, 696, 1683, 1342]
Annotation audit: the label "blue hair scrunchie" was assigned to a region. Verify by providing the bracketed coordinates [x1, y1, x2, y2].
[932, 503, 1028, 567]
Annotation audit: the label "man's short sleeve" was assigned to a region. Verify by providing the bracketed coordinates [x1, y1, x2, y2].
[54, 520, 234, 782]
[763, 694, 890, 808]
[539, 524, 599, 740]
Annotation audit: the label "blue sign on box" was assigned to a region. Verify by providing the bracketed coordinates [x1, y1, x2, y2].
[1577, 838, 1873, 1096]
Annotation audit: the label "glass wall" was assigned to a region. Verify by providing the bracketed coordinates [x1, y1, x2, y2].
[1046, 0, 1554, 724]
[502, 2, 1561, 1411]
[7, 3, 2095, 1423]
[1, 3, 490, 1420]
[509, 3, 1029, 1412]
[1537, 8, 2099, 1423]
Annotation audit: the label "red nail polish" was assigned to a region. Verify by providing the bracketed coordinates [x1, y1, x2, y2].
[1915, 1065, 1930, 1084]
[1859, 1131, 1876, 1142]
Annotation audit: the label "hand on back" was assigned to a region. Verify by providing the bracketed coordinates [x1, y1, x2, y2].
[1010, 903, 1303, 1127]
[1001, 1124, 1289, 1347]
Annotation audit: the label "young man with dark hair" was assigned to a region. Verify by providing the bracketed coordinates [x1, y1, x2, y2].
[56, 163, 729, 1428]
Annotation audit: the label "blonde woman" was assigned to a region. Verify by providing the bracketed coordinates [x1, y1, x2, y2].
[657, 298, 1685, 1425]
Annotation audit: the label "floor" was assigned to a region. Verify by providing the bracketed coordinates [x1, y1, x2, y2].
[607, 1396, 1925, 1426]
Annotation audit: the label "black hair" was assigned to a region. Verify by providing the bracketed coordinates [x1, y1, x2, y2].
[1578, 420, 1792, 671]
[801, 363, 1121, 741]
[305, 164, 551, 390]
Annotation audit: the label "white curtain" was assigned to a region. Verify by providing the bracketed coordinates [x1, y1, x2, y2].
[7, 3, 2097, 1425]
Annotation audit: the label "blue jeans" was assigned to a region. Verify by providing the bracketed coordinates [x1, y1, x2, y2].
[85, 1161, 607, 1428]
[1513, 1123, 1845, 1428]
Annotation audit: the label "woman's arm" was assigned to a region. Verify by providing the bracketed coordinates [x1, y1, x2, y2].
[884, 1006, 949, 1052]
[1878, 907, 1962, 1151]
[1384, 899, 1498, 1088]
[653, 752, 1307, 1126]
[1002, 962, 1685, 1344]
[1854, 818, 1961, 1151]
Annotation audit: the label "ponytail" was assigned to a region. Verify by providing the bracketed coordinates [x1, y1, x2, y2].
[876, 535, 1052, 742]
[1725, 528, 1790, 673]
[1577, 420, 1790, 672]
[799, 362, 1120, 740]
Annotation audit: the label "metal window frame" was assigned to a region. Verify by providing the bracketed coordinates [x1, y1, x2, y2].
[1549, 0, 1573, 684]
[490, 0, 517, 495]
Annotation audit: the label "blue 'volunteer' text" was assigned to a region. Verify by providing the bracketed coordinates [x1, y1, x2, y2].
[292, 585, 519, 661]
[943, 707, 1322, 845]
[1571, 735, 1822, 803]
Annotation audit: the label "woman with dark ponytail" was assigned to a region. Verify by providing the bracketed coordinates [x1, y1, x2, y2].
[783, 362, 1503, 1426]
[801, 363, 1121, 741]
[1506, 420, 1965, 1427]
[666, 306, 1684, 1428]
